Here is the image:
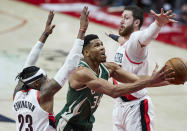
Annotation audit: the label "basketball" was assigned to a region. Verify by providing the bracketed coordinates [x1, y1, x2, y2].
[165, 57, 187, 84]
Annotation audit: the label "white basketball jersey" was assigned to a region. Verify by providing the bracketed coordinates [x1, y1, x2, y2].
[114, 32, 149, 98]
[13, 89, 56, 131]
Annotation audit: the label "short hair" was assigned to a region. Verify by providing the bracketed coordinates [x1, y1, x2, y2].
[124, 5, 144, 28]
[83, 34, 99, 52]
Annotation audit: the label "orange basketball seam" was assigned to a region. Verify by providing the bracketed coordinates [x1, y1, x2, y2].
[177, 58, 187, 72]
[168, 59, 180, 82]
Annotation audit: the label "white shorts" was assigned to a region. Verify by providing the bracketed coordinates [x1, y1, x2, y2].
[112, 96, 155, 131]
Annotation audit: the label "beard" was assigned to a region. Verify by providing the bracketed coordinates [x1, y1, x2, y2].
[119, 23, 134, 37]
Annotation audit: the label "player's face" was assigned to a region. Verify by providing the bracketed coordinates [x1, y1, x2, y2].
[33, 75, 48, 90]
[119, 10, 134, 36]
[87, 39, 106, 63]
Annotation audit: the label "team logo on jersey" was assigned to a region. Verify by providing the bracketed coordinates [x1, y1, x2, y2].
[114, 53, 123, 63]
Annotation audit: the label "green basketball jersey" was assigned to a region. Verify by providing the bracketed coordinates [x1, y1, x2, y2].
[55, 61, 110, 131]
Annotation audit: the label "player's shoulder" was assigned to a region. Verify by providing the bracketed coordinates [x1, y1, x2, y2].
[131, 30, 142, 37]
[70, 66, 96, 85]
[73, 66, 95, 78]
[128, 31, 142, 43]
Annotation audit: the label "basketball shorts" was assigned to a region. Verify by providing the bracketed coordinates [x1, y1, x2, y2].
[112, 96, 155, 131]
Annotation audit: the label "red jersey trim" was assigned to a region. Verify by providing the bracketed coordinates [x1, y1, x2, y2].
[113, 78, 138, 101]
[48, 113, 56, 128]
[37, 90, 40, 102]
[125, 48, 143, 65]
[124, 94, 138, 101]
[140, 99, 151, 131]
[112, 78, 118, 85]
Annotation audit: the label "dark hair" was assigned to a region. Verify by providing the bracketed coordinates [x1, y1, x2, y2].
[16, 66, 40, 91]
[16, 66, 40, 80]
[124, 5, 144, 28]
[82, 34, 99, 53]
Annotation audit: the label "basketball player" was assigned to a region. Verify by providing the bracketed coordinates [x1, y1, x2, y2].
[106, 6, 177, 131]
[55, 33, 175, 131]
[13, 7, 89, 131]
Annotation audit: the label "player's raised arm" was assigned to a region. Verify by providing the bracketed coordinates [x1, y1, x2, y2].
[77, 6, 89, 40]
[23, 11, 55, 68]
[138, 8, 177, 46]
[40, 6, 90, 97]
[14, 11, 55, 98]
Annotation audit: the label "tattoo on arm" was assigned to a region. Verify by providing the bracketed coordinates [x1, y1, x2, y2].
[39, 79, 61, 101]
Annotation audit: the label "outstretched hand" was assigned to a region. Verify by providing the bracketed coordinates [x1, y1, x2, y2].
[44, 10, 55, 35]
[39, 11, 55, 43]
[77, 6, 89, 39]
[80, 6, 89, 30]
[150, 8, 178, 27]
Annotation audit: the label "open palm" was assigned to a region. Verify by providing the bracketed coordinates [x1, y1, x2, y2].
[151, 8, 177, 27]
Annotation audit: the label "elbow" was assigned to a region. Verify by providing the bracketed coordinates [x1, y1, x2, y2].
[109, 87, 119, 98]
[111, 94, 118, 98]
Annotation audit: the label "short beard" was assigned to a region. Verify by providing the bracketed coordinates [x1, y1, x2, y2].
[101, 58, 106, 63]
[119, 23, 134, 37]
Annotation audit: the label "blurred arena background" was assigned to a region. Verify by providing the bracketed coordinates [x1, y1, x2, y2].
[0, 0, 187, 130]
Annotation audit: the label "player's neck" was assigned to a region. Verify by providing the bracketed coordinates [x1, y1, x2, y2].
[122, 28, 139, 44]
[121, 35, 130, 45]
[84, 58, 100, 75]
[123, 35, 130, 41]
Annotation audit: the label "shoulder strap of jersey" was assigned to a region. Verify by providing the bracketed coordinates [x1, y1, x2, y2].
[100, 63, 110, 78]
[78, 60, 89, 68]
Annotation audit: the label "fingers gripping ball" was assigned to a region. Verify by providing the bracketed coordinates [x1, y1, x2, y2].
[165, 57, 187, 84]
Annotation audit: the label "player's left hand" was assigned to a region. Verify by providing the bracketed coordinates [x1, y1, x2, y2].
[44, 10, 56, 35]
[150, 8, 178, 27]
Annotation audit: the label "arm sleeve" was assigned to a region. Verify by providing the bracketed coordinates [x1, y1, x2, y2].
[125, 22, 161, 62]
[54, 39, 83, 87]
[138, 22, 161, 46]
[109, 34, 120, 42]
[23, 41, 44, 68]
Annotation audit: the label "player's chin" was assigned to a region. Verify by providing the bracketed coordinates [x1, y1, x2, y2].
[101, 57, 106, 63]
[99, 54, 106, 62]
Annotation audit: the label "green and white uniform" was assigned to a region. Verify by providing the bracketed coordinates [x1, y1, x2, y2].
[55, 61, 110, 131]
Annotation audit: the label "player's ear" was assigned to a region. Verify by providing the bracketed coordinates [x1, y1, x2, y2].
[83, 47, 90, 57]
[83, 40, 93, 57]
[134, 19, 140, 28]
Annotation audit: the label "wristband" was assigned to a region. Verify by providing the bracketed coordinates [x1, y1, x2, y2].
[42, 32, 49, 37]
[79, 28, 86, 33]
[109, 34, 119, 42]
